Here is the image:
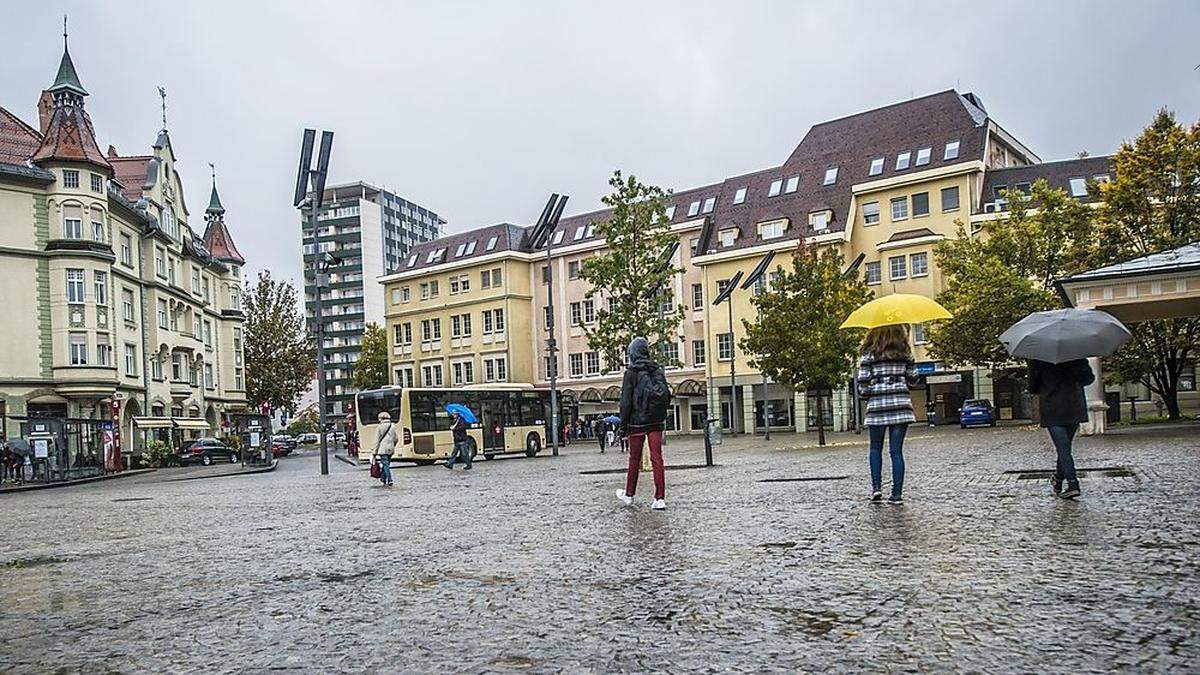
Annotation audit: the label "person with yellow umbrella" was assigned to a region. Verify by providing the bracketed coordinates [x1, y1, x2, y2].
[841, 294, 952, 504]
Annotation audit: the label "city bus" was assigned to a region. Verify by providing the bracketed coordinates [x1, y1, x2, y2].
[354, 384, 551, 463]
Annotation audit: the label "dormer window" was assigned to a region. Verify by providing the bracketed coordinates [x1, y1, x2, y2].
[426, 249, 440, 263]
[455, 242, 467, 257]
[573, 226, 585, 241]
[664, 205, 676, 220]
[823, 167, 838, 185]
[784, 176, 799, 193]
[552, 230, 564, 245]
[757, 220, 786, 240]
[944, 140, 960, 160]
[1069, 177, 1087, 198]
[915, 147, 931, 166]
[485, 235, 498, 251]
[585, 224, 595, 238]
[992, 185, 1007, 200]
[733, 187, 747, 204]
[720, 228, 740, 247]
[768, 180, 783, 197]
[896, 152, 912, 170]
[688, 201, 701, 217]
[407, 255, 417, 268]
[701, 197, 716, 214]
[869, 157, 884, 176]
[809, 210, 832, 231]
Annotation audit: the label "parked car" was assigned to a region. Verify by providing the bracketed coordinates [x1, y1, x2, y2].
[327, 431, 346, 444]
[959, 399, 997, 428]
[271, 435, 297, 454]
[297, 433, 319, 445]
[271, 439, 291, 458]
[178, 437, 239, 466]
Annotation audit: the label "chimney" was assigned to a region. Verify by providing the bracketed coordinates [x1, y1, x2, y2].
[37, 90, 53, 135]
[107, 144, 119, 159]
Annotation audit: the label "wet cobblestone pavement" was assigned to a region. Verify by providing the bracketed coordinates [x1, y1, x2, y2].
[1, 424, 1198, 673]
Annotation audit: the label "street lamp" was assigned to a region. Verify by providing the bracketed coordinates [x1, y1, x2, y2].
[294, 129, 334, 476]
[739, 251, 777, 440]
[526, 194, 568, 456]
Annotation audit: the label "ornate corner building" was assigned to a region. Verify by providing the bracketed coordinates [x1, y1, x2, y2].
[0, 36, 247, 465]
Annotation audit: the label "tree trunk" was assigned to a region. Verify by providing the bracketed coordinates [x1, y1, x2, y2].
[1161, 388, 1182, 420]
[816, 395, 827, 446]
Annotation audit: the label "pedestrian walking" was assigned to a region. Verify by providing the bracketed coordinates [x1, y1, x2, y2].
[444, 410, 473, 471]
[1028, 358, 1094, 499]
[615, 337, 670, 510]
[856, 325, 921, 504]
[373, 411, 398, 487]
[593, 418, 605, 453]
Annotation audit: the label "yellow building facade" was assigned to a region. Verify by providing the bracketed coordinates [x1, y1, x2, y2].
[380, 90, 1138, 436]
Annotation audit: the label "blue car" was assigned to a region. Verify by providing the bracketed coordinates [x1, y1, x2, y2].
[959, 399, 996, 428]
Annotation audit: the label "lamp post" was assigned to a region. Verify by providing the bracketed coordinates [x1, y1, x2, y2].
[529, 194, 568, 456]
[294, 129, 334, 475]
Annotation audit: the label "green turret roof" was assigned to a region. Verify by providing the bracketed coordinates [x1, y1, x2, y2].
[206, 180, 225, 215]
[49, 46, 88, 97]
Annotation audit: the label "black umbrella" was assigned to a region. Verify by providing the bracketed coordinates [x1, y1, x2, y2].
[7, 438, 31, 457]
[1000, 309, 1131, 364]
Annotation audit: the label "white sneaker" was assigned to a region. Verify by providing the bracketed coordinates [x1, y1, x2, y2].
[651, 499, 666, 510]
[616, 490, 633, 506]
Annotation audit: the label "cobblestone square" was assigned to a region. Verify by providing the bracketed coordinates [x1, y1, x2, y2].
[1, 424, 1198, 672]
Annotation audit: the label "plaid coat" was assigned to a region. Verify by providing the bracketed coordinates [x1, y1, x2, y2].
[856, 355, 920, 427]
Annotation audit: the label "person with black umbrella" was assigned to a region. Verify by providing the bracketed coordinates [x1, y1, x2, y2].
[1001, 308, 1131, 500]
[1028, 359, 1094, 499]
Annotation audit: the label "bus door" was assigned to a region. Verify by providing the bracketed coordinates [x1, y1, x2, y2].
[480, 398, 507, 452]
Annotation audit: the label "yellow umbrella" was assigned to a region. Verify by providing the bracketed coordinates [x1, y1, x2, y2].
[840, 294, 952, 329]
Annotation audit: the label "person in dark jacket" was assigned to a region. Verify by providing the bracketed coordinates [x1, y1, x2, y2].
[856, 325, 921, 504]
[616, 337, 668, 510]
[1028, 359, 1095, 499]
[593, 418, 606, 453]
[444, 410, 472, 471]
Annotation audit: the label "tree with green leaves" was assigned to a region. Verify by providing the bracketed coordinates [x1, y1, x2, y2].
[1094, 109, 1200, 418]
[740, 244, 871, 445]
[928, 180, 1096, 372]
[243, 271, 315, 415]
[352, 322, 390, 391]
[579, 171, 685, 368]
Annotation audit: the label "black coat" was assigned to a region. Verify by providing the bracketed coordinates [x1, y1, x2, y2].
[451, 416, 468, 442]
[1028, 359, 1095, 427]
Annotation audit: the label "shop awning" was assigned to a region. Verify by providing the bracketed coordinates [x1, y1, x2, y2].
[173, 419, 211, 430]
[133, 416, 173, 429]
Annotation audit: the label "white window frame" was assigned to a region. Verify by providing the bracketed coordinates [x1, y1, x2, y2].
[865, 261, 881, 286]
[733, 187, 747, 204]
[702, 197, 716, 214]
[768, 180, 783, 197]
[895, 152, 911, 170]
[65, 269, 85, 303]
[1069, 177, 1088, 197]
[869, 157, 884, 176]
[784, 176, 799, 193]
[808, 211, 830, 231]
[688, 201, 701, 217]
[69, 332, 88, 365]
[64, 217, 83, 239]
[889, 255, 907, 281]
[862, 201, 880, 225]
[915, 147, 931, 166]
[940, 186, 960, 212]
[717, 333, 733, 361]
[944, 140, 960, 160]
[910, 252, 929, 278]
[822, 167, 838, 185]
[890, 197, 908, 221]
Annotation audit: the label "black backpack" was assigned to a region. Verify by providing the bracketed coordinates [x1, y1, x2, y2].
[635, 367, 671, 424]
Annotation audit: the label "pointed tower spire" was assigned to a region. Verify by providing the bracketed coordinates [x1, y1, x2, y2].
[206, 163, 225, 216]
[32, 17, 110, 171]
[50, 15, 88, 98]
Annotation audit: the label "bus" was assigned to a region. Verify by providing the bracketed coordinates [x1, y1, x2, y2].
[354, 384, 552, 463]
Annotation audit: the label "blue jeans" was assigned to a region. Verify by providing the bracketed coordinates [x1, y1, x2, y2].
[378, 455, 393, 484]
[446, 440, 472, 469]
[1047, 424, 1079, 485]
[868, 424, 908, 496]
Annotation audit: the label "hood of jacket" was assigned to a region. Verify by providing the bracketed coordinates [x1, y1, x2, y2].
[627, 336, 658, 372]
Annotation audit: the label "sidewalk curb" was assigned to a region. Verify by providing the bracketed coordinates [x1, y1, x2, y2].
[0, 468, 156, 495]
[165, 460, 278, 482]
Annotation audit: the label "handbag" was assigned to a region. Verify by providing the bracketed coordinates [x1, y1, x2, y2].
[369, 455, 381, 479]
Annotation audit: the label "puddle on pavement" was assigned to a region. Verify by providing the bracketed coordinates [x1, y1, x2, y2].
[4, 555, 68, 569]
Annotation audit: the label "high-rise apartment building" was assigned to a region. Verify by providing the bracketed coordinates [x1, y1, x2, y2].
[302, 182, 443, 420]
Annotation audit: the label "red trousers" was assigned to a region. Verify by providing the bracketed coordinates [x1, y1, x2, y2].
[624, 430, 665, 500]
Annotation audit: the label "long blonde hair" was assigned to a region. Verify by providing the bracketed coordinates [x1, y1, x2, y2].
[860, 325, 911, 360]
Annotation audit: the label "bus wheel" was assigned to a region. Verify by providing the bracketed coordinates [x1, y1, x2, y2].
[467, 438, 478, 460]
[525, 433, 541, 457]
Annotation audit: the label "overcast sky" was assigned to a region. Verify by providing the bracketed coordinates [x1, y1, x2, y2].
[3, 1, 1198, 287]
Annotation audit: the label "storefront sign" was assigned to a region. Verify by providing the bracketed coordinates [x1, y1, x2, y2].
[915, 361, 938, 375]
[33, 439, 49, 458]
[110, 398, 121, 453]
[927, 373, 963, 384]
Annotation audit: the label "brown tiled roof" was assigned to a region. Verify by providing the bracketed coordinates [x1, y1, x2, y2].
[0, 105, 42, 165]
[398, 222, 526, 273]
[404, 89, 1000, 269]
[31, 104, 112, 171]
[981, 156, 1113, 206]
[885, 227, 938, 243]
[109, 154, 152, 201]
[202, 216, 245, 265]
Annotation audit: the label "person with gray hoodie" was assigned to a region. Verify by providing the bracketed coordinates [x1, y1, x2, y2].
[374, 411, 398, 487]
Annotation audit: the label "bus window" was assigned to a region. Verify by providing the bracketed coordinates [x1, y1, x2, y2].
[411, 391, 453, 433]
[519, 392, 543, 426]
[358, 389, 400, 426]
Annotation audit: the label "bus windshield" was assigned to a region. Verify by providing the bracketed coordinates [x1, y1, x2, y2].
[357, 389, 401, 427]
